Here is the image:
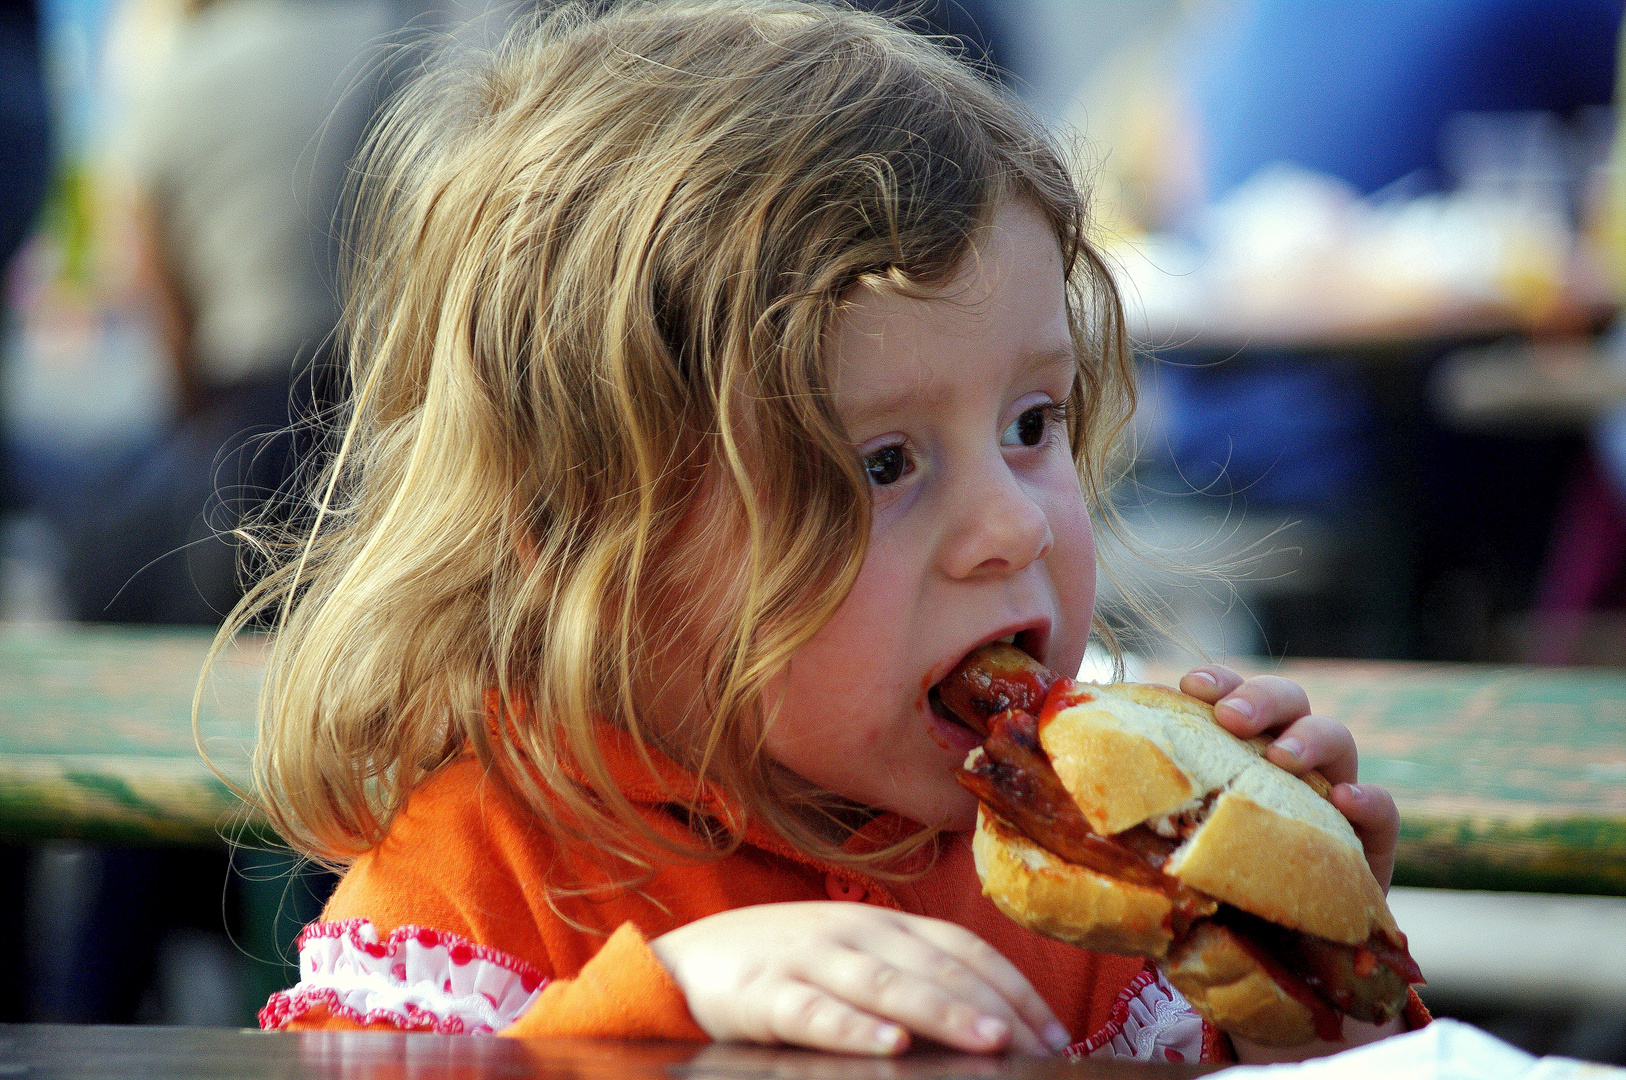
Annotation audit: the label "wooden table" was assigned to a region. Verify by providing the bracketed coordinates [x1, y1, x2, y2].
[3, 626, 1624, 896]
[0, 1026, 1214, 1079]
[1114, 223, 1617, 359]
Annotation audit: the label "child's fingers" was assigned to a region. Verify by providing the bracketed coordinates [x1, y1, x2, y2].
[805, 930, 1044, 1053]
[653, 904, 1068, 1056]
[1332, 782, 1399, 890]
[805, 946, 1031, 1054]
[1262, 714, 1358, 786]
[1180, 666, 1243, 702]
[871, 919, 1067, 1054]
[762, 978, 912, 1056]
[1211, 675, 1312, 738]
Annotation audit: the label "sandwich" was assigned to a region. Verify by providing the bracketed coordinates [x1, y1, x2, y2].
[933, 643, 1423, 1046]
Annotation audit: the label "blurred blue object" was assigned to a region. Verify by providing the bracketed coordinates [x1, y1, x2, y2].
[1599, 401, 1626, 498]
[1155, 360, 1375, 514]
[1189, 0, 1623, 203]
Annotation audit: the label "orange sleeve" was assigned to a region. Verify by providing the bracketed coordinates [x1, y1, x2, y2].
[501, 922, 706, 1041]
[286, 1012, 369, 1032]
[263, 760, 730, 1037]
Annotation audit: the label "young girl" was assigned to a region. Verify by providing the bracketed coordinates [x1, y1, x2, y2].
[242, 0, 1422, 1063]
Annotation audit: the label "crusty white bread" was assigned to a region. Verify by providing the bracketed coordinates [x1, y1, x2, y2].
[976, 801, 1328, 1046]
[1036, 682, 1397, 945]
[971, 809, 1182, 958]
[1165, 759, 1398, 945]
[1040, 682, 1262, 836]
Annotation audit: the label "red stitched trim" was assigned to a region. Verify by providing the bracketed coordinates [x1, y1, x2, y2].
[260, 986, 479, 1034]
[295, 918, 547, 993]
[1064, 967, 1159, 1057]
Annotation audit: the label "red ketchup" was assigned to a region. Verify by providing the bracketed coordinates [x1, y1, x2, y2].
[1038, 676, 1090, 728]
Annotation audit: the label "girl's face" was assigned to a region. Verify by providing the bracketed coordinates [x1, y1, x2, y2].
[763, 201, 1096, 831]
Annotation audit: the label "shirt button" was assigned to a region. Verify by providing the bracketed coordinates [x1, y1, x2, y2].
[825, 874, 866, 902]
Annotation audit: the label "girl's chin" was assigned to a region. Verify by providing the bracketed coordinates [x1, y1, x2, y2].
[896, 781, 979, 833]
[935, 796, 980, 833]
[854, 770, 979, 832]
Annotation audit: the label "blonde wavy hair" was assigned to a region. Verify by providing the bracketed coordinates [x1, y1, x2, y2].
[210, 0, 1137, 883]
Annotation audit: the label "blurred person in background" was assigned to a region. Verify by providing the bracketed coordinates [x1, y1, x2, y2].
[58, 0, 388, 625]
[1119, 0, 1623, 662]
[1530, 12, 1626, 666]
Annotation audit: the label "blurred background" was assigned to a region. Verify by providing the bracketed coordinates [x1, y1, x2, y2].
[0, 0, 1621, 1060]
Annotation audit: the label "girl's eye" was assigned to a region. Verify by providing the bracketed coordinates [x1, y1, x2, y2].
[863, 444, 911, 486]
[1001, 403, 1066, 449]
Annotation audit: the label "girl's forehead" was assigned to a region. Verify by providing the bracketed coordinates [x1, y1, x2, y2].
[828, 204, 1071, 415]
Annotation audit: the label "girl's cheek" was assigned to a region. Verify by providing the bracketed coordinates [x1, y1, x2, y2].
[867, 482, 917, 530]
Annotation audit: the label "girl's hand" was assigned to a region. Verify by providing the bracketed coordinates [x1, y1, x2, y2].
[1178, 667, 1400, 891]
[649, 902, 1071, 1056]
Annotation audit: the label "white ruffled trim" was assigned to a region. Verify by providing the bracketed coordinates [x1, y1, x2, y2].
[260, 919, 549, 1034]
[1069, 968, 1208, 1064]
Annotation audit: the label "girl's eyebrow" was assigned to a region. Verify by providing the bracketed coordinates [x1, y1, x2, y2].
[843, 343, 1078, 429]
[1006, 343, 1080, 389]
[1022, 344, 1078, 374]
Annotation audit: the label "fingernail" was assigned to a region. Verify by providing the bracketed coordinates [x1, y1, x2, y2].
[1189, 670, 1217, 687]
[1273, 736, 1303, 761]
[1044, 1021, 1072, 1052]
[975, 1015, 1008, 1044]
[1218, 696, 1253, 718]
[874, 1024, 906, 1054]
[1344, 784, 1362, 799]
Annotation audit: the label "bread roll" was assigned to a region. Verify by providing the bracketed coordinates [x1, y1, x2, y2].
[970, 680, 1413, 1046]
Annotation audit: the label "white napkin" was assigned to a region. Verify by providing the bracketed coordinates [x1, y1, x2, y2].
[1211, 1019, 1624, 1079]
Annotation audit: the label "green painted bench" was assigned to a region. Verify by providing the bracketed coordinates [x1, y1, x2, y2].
[0, 625, 263, 845]
[1146, 657, 1626, 897]
[4, 626, 1624, 895]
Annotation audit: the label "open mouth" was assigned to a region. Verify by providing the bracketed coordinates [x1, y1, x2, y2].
[926, 690, 988, 753]
[927, 687, 983, 749]
[926, 633, 1053, 751]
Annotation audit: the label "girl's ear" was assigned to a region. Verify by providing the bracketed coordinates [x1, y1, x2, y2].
[515, 517, 538, 570]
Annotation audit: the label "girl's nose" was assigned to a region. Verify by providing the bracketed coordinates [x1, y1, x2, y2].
[938, 466, 1053, 580]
